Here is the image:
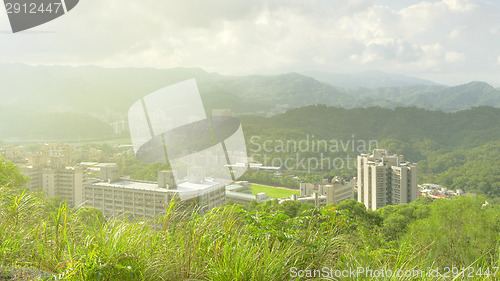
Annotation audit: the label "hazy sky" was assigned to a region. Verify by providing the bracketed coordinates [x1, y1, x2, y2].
[1, 0, 499, 86]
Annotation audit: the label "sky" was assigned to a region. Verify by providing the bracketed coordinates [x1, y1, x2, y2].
[1, 0, 499, 86]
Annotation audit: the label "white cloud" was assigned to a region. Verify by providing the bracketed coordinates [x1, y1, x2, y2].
[443, 0, 478, 12]
[449, 28, 461, 39]
[445, 51, 466, 63]
[0, 0, 499, 85]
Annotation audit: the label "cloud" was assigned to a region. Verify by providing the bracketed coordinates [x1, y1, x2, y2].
[443, 0, 478, 11]
[445, 51, 466, 63]
[0, 0, 499, 85]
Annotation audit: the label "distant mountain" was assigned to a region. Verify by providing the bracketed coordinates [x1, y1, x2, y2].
[343, 81, 500, 111]
[0, 65, 355, 115]
[1, 64, 500, 140]
[303, 70, 442, 88]
[0, 63, 223, 114]
[202, 73, 352, 110]
[408, 81, 500, 111]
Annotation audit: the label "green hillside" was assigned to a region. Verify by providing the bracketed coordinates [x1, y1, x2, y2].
[419, 141, 500, 198]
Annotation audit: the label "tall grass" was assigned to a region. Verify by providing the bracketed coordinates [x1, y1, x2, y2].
[0, 186, 498, 280]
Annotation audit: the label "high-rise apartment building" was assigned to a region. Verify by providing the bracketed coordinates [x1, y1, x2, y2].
[21, 154, 84, 207]
[42, 166, 84, 207]
[357, 149, 417, 210]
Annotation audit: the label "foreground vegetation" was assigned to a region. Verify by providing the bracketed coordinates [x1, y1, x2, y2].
[1, 187, 498, 280]
[0, 159, 499, 280]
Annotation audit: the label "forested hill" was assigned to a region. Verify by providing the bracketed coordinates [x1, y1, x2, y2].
[419, 141, 500, 198]
[241, 105, 500, 154]
[240, 105, 500, 199]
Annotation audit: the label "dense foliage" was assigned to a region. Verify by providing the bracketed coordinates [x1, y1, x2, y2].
[0, 157, 28, 188]
[0, 189, 498, 280]
[419, 141, 500, 199]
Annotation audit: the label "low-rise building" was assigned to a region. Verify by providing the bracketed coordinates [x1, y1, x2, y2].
[84, 166, 228, 219]
[282, 177, 355, 207]
[418, 183, 467, 199]
[225, 181, 273, 205]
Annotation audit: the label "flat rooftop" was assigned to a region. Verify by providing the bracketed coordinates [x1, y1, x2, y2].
[80, 162, 99, 166]
[90, 180, 167, 193]
[225, 184, 249, 192]
[226, 191, 256, 200]
[87, 178, 231, 194]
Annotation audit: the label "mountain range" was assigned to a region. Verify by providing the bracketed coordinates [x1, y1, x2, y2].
[1, 64, 500, 139]
[303, 70, 442, 88]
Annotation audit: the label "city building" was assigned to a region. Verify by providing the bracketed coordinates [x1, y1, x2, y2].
[285, 177, 354, 207]
[2, 143, 126, 208]
[357, 149, 417, 210]
[0, 145, 27, 165]
[42, 166, 84, 207]
[20, 165, 42, 191]
[20, 154, 84, 207]
[418, 183, 466, 199]
[84, 166, 228, 219]
[225, 181, 273, 205]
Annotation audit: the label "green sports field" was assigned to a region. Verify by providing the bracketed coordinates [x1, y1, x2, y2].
[250, 184, 299, 198]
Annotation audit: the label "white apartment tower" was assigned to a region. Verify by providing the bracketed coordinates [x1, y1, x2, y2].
[357, 149, 417, 210]
[43, 166, 84, 207]
[20, 154, 84, 207]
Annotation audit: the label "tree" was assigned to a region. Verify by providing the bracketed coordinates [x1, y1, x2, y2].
[382, 213, 406, 240]
[0, 157, 28, 188]
[336, 199, 382, 230]
[279, 200, 302, 218]
[402, 196, 499, 267]
[76, 207, 106, 228]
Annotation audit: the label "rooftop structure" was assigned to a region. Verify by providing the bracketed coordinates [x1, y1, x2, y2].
[281, 177, 354, 207]
[84, 167, 228, 219]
